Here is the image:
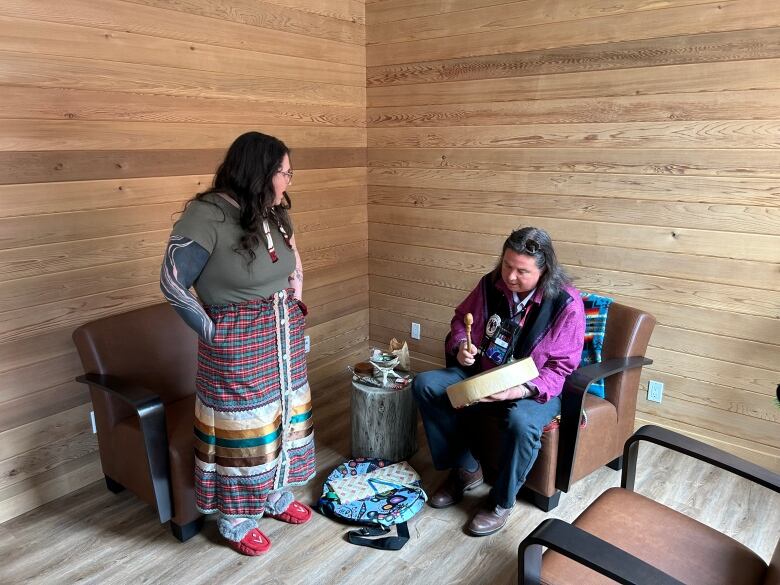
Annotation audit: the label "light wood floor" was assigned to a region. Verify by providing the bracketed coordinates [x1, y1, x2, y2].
[1, 380, 777, 585]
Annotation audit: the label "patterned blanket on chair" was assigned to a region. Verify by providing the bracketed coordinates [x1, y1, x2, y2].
[580, 292, 613, 399]
[541, 292, 612, 433]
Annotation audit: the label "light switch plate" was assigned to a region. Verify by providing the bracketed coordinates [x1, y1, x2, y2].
[411, 322, 421, 340]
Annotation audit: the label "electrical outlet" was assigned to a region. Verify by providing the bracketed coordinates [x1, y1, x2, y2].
[304, 335, 311, 353]
[410, 322, 421, 340]
[89, 410, 97, 434]
[647, 380, 664, 403]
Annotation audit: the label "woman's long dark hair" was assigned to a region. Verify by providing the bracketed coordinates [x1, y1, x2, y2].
[496, 227, 571, 298]
[190, 131, 293, 262]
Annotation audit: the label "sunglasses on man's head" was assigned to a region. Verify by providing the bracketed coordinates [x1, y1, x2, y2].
[523, 239, 540, 254]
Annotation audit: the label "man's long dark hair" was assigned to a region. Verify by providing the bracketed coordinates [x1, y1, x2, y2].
[496, 227, 571, 298]
[190, 131, 293, 262]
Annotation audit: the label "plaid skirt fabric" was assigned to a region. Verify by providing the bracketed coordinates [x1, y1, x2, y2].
[193, 289, 315, 518]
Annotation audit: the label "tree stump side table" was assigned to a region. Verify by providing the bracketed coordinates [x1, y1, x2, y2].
[350, 378, 418, 462]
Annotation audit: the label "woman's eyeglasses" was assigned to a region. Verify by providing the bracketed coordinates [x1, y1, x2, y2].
[277, 169, 294, 183]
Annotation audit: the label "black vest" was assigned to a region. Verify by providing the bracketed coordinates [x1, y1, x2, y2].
[446, 272, 573, 374]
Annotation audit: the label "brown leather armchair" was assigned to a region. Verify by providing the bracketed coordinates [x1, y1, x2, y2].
[73, 302, 203, 541]
[519, 425, 780, 585]
[471, 302, 656, 511]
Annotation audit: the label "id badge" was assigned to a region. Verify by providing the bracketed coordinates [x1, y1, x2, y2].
[484, 319, 521, 365]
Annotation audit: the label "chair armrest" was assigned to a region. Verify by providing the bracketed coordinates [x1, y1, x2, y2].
[622, 425, 780, 493]
[566, 357, 653, 395]
[76, 373, 173, 524]
[77, 373, 163, 410]
[518, 518, 685, 585]
[556, 357, 652, 493]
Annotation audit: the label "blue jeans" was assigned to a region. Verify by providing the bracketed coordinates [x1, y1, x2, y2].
[412, 366, 561, 509]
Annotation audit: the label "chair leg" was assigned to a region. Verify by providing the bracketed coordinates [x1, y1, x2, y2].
[606, 456, 623, 471]
[171, 516, 204, 543]
[105, 475, 125, 494]
[519, 487, 561, 512]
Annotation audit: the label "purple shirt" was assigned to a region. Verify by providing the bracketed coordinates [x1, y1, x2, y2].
[447, 277, 585, 403]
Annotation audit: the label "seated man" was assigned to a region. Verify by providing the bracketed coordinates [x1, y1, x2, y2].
[412, 227, 585, 536]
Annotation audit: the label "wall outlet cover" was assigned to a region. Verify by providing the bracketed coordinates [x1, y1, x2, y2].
[647, 380, 664, 403]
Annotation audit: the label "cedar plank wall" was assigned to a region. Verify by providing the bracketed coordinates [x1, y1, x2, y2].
[366, 1, 780, 470]
[0, 0, 367, 522]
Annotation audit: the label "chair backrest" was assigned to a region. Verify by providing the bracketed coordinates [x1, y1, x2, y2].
[600, 302, 656, 443]
[72, 302, 198, 407]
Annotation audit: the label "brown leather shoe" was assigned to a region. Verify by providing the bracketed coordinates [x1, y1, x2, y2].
[428, 464, 484, 509]
[467, 502, 513, 536]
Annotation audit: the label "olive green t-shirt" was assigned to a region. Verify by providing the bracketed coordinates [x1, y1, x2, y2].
[171, 193, 296, 306]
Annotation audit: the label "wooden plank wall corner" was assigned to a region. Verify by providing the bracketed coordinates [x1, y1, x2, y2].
[366, 0, 780, 470]
[0, 0, 367, 522]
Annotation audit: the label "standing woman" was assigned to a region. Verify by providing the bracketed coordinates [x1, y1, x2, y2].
[160, 132, 314, 556]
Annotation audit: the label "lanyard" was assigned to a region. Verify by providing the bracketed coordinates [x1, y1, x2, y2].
[511, 289, 536, 324]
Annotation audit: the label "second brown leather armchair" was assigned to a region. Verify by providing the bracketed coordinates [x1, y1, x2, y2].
[520, 425, 780, 585]
[73, 303, 203, 541]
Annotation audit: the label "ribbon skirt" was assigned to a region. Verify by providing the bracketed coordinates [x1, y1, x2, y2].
[193, 289, 315, 518]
